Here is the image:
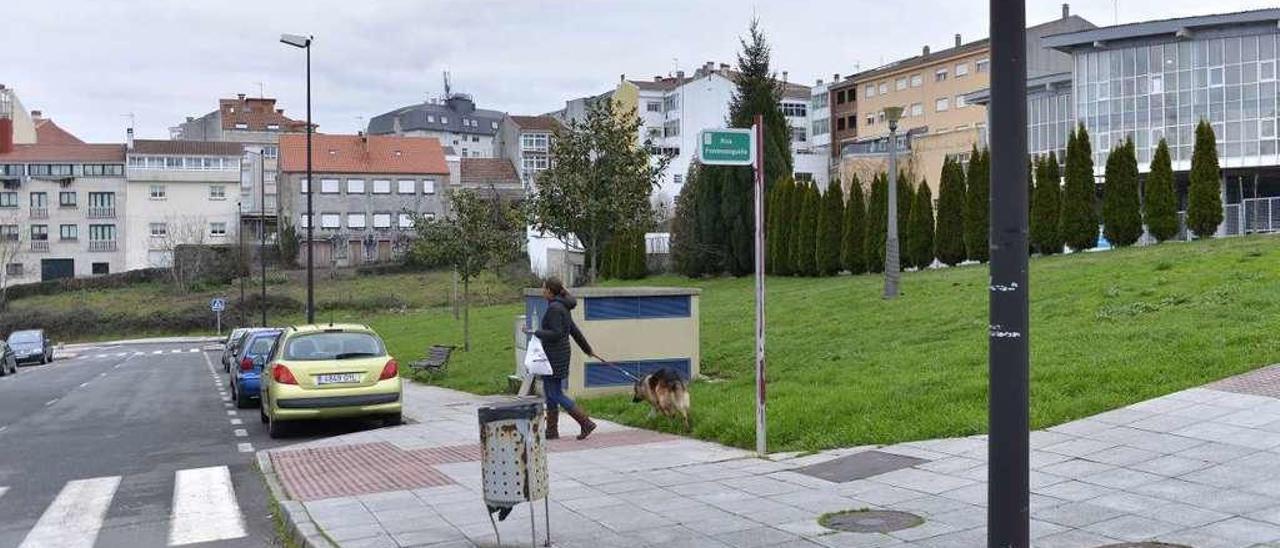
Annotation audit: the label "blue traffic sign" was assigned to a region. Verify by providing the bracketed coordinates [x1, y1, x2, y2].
[210, 298, 226, 312]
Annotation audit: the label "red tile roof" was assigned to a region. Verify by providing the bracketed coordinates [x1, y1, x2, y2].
[131, 139, 245, 156]
[459, 158, 520, 185]
[509, 115, 559, 132]
[34, 119, 83, 145]
[0, 143, 124, 162]
[220, 97, 307, 132]
[279, 134, 449, 175]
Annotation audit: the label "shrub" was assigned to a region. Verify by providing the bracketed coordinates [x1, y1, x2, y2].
[1144, 138, 1179, 243]
[840, 176, 867, 274]
[1187, 120, 1223, 238]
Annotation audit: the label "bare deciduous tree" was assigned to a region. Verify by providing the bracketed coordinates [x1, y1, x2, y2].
[0, 229, 24, 311]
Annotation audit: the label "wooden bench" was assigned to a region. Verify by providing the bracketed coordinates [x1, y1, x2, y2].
[410, 345, 455, 371]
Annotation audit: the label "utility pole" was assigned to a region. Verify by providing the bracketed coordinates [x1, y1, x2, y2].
[883, 107, 904, 298]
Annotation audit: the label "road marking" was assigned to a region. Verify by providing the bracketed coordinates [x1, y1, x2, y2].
[226, 410, 237, 416]
[113, 364, 122, 369]
[0, 426, 7, 434]
[45, 399, 57, 407]
[0, 486, 6, 499]
[189, 348, 199, 353]
[152, 350, 163, 355]
[230, 418, 243, 425]
[98, 372, 107, 378]
[79, 382, 89, 388]
[168, 466, 247, 546]
[237, 443, 254, 453]
[116, 352, 128, 357]
[171, 349, 183, 354]
[233, 429, 248, 437]
[94, 354, 107, 359]
[133, 352, 145, 356]
[18, 475, 121, 548]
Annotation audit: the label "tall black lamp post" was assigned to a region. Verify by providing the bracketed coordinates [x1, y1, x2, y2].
[280, 33, 314, 323]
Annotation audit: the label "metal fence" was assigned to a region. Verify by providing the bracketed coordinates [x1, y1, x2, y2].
[1242, 197, 1280, 234]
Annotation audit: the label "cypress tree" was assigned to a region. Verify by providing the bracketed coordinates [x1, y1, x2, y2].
[963, 145, 988, 262]
[1144, 138, 1179, 243]
[1102, 138, 1142, 247]
[897, 172, 914, 259]
[777, 178, 799, 276]
[1031, 153, 1063, 255]
[935, 157, 967, 266]
[671, 164, 701, 277]
[841, 176, 867, 274]
[693, 162, 724, 274]
[865, 173, 888, 273]
[908, 179, 935, 269]
[816, 179, 845, 276]
[791, 183, 819, 276]
[1187, 120, 1223, 238]
[765, 179, 782, 275]
[1061, 124, 1099, 251]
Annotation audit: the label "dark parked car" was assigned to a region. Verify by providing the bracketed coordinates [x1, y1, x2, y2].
[0, 342, 17, 376]
[230, 329, 282, 408]
[221, 328, 272, 373]
[7, 330, 52, 365]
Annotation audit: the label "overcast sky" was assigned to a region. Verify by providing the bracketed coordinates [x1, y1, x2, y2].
[4, 0, 1275, 143]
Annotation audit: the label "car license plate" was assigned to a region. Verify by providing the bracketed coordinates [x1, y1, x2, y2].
[315, 373, 361, 385]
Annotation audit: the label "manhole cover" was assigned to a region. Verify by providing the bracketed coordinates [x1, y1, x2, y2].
[819, 510, 924, 533]
[1096, 544, 1193, 548]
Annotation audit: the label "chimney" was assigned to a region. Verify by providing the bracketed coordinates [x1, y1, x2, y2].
[276, 108, 284, 114]
[833, 73, 840, 82]
[719, 63, 729, 71]
[0, 85, 10, 154]
[237, 93, 246, 101]
[1062, 3, 1070, 18]
[955, 34, 962, 47]
[782, 71, 789, 83]
[30, 110, 42, 120]
[620, 73, 626, 82]
[186, 116, 194, 122]
[654, 76, 663, 82]
[676, 70, 685, 79]
[816, 78, 824, 86]
[923, 45, 931, 56]
[126, 127, 134, 150]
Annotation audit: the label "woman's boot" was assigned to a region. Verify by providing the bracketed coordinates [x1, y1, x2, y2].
[566, 407, 596, 440]
[545, 407, 560, 440]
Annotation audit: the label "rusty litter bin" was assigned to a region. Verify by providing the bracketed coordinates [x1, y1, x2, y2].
[479, 400, 550, 547]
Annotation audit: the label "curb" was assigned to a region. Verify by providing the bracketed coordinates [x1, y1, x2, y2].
[60, 336, 223, 349]
[256, 450, 333, 548]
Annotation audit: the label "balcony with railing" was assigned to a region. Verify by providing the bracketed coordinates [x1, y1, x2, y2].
[30, 240, 48, 252]
[88, 240, 117, 252]
[29, 207, 48, 219]
[88, 206, 116, 219]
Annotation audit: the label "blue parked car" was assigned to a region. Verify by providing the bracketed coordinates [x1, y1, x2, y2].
[231, 329, 282, 409]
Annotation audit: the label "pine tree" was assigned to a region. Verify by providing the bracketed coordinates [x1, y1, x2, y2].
[765, 179, 782, 275]
[841, 176, 867, 274]
[1187, 121, 1223, 238]
[773, 178, 796, 276]
[671, 164, 701, 277]
[1061, 124, 1099, 251]
[934, 157, 967, 266]
[1102, 138, 1142, 247]
[693, 161, 724, 274]
[1031, 153, 1063, 255]
[897, 172, 914, 259]
[963, 145, 988, 262]
[1144, 138, 1179, 243]
[865, 174, 888, 273]
[907, 179, 935, 269]
[791, 183, 819, 276]
[816, 179, 845, 276]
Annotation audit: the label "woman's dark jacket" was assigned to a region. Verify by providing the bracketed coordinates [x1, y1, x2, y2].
[534, 294, 593, 379]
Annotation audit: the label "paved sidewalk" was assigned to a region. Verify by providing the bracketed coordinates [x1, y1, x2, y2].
[261, 365, 1280, 547]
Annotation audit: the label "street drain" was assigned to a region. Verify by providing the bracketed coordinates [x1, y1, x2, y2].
[1096, 544, 1193, 548]
[819, 510, 924, 533]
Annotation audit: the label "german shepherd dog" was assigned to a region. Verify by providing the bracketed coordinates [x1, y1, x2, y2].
[632, 368, 691, 431]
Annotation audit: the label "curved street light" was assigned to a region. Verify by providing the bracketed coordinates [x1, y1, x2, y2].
[280, 33, 315, 323]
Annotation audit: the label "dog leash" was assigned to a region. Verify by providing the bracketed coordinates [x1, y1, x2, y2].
[594, 356, 641, 382]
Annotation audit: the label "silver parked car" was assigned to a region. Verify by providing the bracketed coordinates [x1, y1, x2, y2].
[7, 330, 52, 365]
[0, 342, 17, 376]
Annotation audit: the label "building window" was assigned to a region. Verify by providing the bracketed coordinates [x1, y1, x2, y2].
[837, 117, 847, 131]
[440, 116, 448, 124]
[491, 121, 498, 129]
[663, 119, 681, 137]
[878, 82, 888, 95]
[29, 192, 47, 209]
[522, 156, 549, 171]
[82, 164, 124, 176]
[976, 58, 989, 73]
[347, 213, 366, 229]
[398, 213, 414, 229]
[424, 179, 436, 194]
[646, 101, 662, 112]
[836, 90, 846, 104]
[59, 192, 76, 208]
[28, 164, 73, 177]
[0, 225, 17, 241]
[0, 164, 22, 176]
[320, 214, 340, 229]
[955, 95, 967, 108]
[865, 84, 875, 98]
[866, 114, 876, 126]
[320, 179, 339, 194]
[92, 262, 109, 275]
[895, 77, 907, 91]
[812, 118, 830, 136]
[299, 214, 311, 228]
[209, 185, 226, 200]
[935, 69, 948, 82]
[397, 180, 416, 194]
[663, 95, 679, 112]
[372, 179, 391, 194]
[0, 192, 16, 208]
[88, 224, 116, 241]
[347, 179, 366, 194]
[6, 263, 22, 276]
[59, 224, 77, 241]
[910, 103, 923, 117]
[373, 213, 392, 229]
[150, 185, 166, 199]
[812, 93, 828, 109]
[427, 115, 435, 123]
[30, 225, 48, 241]
[910, 74, 923, 87]
[782, 103, 808, 117]
[520, 133, 549, 151]
[791, 127, 807, 142]
[209, 222, 227, 237]
[263, 145, 279, 159]
[266, 124, 280, 131]
[935, 97, 950, 112]
[955, 63, 970, 77]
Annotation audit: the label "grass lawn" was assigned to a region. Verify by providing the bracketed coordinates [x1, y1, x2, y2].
[407, 235, 1280, 452]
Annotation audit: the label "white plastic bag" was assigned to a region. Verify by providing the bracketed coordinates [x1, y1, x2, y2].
[525, 335, 553, 376]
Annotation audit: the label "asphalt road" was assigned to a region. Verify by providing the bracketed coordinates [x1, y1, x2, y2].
[0, 342, 325, 548]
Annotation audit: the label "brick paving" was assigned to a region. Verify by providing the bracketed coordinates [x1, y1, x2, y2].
[264, 372, 1280, 547]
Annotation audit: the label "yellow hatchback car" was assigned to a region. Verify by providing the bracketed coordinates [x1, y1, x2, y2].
[260, 324, 402, 438]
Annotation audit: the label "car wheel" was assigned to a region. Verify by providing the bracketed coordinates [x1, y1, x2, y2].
[383, 413, 403, 427]
[267, 416, 287, 439]
[259, 402, 269, 424]
[235, 388, 254, 409]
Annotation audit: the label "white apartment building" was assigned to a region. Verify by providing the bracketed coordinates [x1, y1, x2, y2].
[367, 94, 505, 159]
[495, 115, 558, 191]
[124, 136, 245, 269]
[809, 78, 833, 160]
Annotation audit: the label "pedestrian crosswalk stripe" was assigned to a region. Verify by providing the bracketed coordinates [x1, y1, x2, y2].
[19, 475, 121, 548]
[168, 466, 246, 546]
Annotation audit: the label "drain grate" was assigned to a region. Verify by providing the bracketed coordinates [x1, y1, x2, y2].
[819, 510, 924, 533]
[1096, 544, 1193, 548]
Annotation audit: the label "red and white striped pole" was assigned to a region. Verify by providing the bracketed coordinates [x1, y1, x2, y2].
[753, 114, 767, 457]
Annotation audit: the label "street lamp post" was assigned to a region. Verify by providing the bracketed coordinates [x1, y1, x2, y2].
[883, 106, 904, 299]
[280, 33, 314, 323]
[238, 200, 245, 327]
[259, 147, 267, 327]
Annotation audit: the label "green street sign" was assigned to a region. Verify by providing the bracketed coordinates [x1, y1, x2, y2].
[699, 128, 756, 166]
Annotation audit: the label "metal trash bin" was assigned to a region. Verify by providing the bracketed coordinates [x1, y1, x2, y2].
[478, 400, 550, 547]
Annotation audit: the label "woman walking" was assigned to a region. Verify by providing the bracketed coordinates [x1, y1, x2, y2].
[527, 278, 597, 440]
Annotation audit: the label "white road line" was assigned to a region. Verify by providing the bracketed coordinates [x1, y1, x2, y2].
[0, 426, 7, 434]
[44, 399, 57, 407]
[233, 429, 248, 437]
[225, 410, 237, 416]
[113, 364, 122, 369]
[171, 349, 182, 354]
[116, 352, 128, 357]
[0, 486, 6, 500]
[79, 382, 89, 388]
[152, 350, 163, 355]
[237, 443, 253, 453]
[133, 352, 145, 356]
[230, 418, 243, 425]
[188, 348, 199, 353]
[98, 372, 106, 378]
[18, 475, 121, 548]
[168, 466, 247, 546]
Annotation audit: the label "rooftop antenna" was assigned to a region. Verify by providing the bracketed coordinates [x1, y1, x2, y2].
[121, 112, 135, 130]
[255, 82, 265, 98]
[443, 70, 452, 99]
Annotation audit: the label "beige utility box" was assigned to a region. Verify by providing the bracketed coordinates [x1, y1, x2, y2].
[522, 287, 701, 397]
